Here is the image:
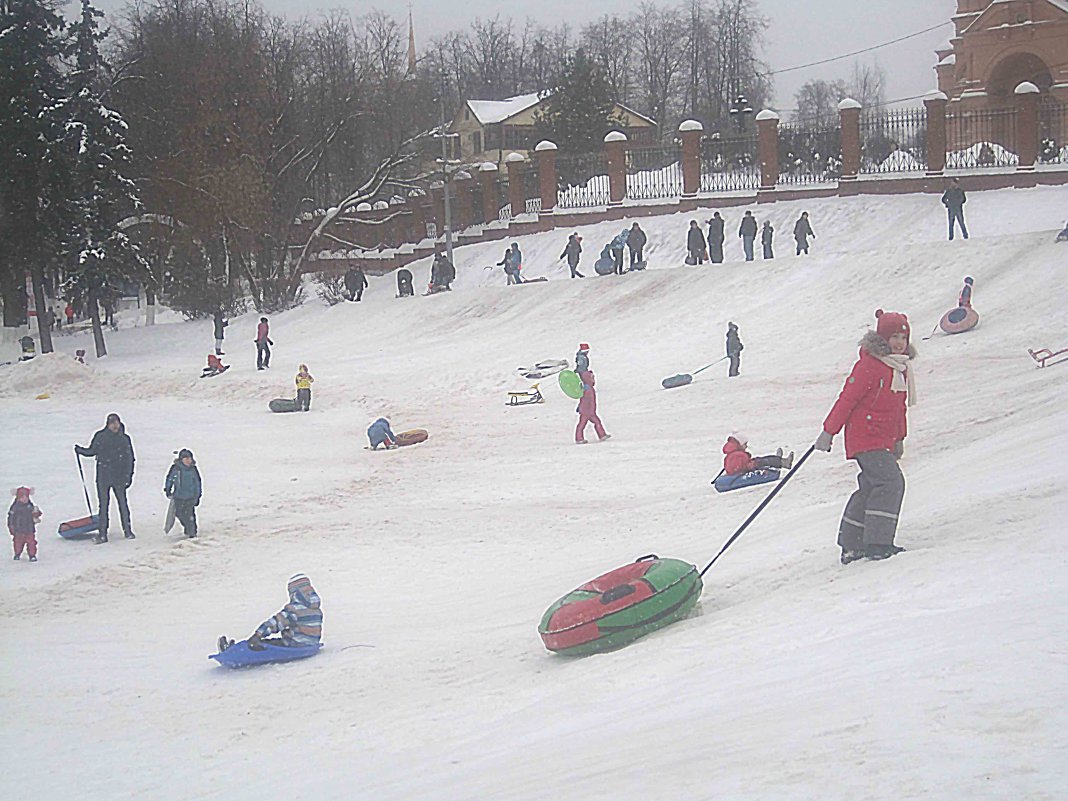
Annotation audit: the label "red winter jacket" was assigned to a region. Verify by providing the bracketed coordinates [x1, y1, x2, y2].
[577, 370, 598, 415]
[823, 332, 910, 459]
[256, 321, 269, 342]
[722, 437, 756, 475]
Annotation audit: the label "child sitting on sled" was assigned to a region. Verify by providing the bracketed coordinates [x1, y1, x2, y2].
[201, 353, 228, 377]
[722, 433, 794, 476]
[219, 573, 323, 652]
[8, 486, 42, 562]
[367, 417, 398, 450]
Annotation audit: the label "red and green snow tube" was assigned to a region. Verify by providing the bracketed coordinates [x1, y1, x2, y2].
[539, 555, 703, 657]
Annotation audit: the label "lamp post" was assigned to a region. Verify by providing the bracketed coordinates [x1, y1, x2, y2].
[433, 60, 461, 265]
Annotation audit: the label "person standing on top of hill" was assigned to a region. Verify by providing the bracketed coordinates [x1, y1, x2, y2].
[212, 309, 228, 355]
[627, 222, 647, 269]
[707, 212, 725, 263]
[793, 211, 815, 255]
[255, 316, 272, 370]
[761, 220, 774, 259]
[941, 178, 968, 241]
[958, 276, 974, 308]
[726, 322, 743, 377]
[738, 210, 757, 261]
[560, 233, 584, 278]
[814, 309, 916, 564]
[686, 220, 706, 265]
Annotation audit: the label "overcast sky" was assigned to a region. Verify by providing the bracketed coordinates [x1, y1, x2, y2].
[82, 0, 956, 110]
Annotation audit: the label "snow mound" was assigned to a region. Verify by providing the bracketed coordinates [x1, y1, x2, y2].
[0, 352, 99, 398]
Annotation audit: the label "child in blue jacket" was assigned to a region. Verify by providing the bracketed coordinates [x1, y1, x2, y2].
[164, 449, 202, 538]
[367, 418, 397, 450]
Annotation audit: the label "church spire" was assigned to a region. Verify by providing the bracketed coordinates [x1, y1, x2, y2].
[407, 2, 417, 75]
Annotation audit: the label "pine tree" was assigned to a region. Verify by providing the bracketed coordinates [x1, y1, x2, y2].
[0, 0, 68, 351]
[61, 0, 145, 356]
[532, 49, 627, 156]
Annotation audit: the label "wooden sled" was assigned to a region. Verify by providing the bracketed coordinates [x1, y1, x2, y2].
[507, 383, 544, 406]
[1028, 347, 1068, 368]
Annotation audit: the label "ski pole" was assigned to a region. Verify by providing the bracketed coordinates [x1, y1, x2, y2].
[921, 320, 940, 341]
[691, 356, 728, 377]
[76, 453, 94, 517]
[700, 445, 815, 577]
[710, 467, 726, 484]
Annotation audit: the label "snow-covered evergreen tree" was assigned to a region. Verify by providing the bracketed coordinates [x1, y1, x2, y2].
[532, 49, 627, 158]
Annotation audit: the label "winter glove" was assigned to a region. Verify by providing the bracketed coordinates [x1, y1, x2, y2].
[164, 489, 172, 498]
[892, 440, 904, 460]
[814, 430, 833, 452]
[268, 339, 274, 346]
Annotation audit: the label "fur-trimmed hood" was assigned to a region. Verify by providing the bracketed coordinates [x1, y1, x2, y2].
[859, 330, 917, 359]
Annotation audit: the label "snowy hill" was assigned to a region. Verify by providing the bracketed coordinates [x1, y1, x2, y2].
[1, 186, 1067, 800]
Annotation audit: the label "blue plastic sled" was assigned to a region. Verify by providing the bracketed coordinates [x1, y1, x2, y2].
[208, 640, 322, 669]
[713, 468, 781, 493]
[58, 514, 99, 540]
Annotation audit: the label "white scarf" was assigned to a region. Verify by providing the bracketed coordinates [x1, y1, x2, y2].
[877, 353, 916, 406]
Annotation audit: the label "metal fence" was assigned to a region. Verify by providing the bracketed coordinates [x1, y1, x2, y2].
[860, 107, 927, 173]
[699, 134, 759, 192]
[946, 108, 1018, 169]
[498, 161, 540, 220]
[556, 151, 612, 208]
[778, 123, 842, 185]
[1039, 101, 1068, 164]
[626, 145, 684, 200]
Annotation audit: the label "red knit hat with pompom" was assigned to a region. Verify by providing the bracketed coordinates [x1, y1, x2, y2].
[875, 309, 909, 342]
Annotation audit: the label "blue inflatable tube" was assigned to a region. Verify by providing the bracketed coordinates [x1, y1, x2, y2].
[713, 468, 781, 493]
[209, 640, 322, 669]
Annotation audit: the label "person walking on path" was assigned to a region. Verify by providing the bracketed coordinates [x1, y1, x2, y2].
[8, 486, 42, 561]
[686, 220, 706, 265]
[575, 370, 610, 444]
[761, 221, 774, 259]
[295, 363, 314, 411]
[344, 266, 369, 301]
[212, 309, 228, 355]
[610, 229, 629, 275]
[164, 449, 202, 539]
[707, 212, 725, 263]
[627, 222, 647, 269]
[726, 322, 743, 377]
[814, 309, 916, 564]
[793, 211, 815, 255]
[560, 233, 584, 278]
[941, 178, 968, 241]
[738, 211, 757, 261]
[75, 413, 136, 544]
[256, 317, 272, 370]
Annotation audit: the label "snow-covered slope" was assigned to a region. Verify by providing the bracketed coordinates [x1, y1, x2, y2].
[2, 186, 1066, 800]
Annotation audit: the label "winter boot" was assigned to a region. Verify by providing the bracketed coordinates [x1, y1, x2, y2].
[782, 451, 795, 470]
[29, 555, 37, 562]
[865, 544, 905, 561]
[840, 548, 865, 565]
[600, 434, 612, 441]
[124, 531, 136, 540]
[217, 635, 235, 652]
[576, 439, 588, 445]
[93, 533, 108, 544]
[13, 554, 20, 560]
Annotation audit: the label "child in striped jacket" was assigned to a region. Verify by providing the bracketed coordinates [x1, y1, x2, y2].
[219, 574, 323, 652]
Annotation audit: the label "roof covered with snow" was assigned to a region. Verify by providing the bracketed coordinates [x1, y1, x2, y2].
[467, 93, 543, 125]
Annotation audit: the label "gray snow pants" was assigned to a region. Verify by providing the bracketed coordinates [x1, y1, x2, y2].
[837, 449, 905, 549]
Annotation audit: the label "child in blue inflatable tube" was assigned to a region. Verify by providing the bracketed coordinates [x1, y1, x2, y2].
[218, 573, 322, 652]
[722, 433, 794, 476]
[367, 417, 397, 450]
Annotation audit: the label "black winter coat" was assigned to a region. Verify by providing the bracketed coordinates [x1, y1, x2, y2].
[213, 312, 227, 340]
[628, 228, 647, 250]
[761, 225, 774, 245]
[77, 425, 135, 485]
[738, 216, 757, 237]
[687, 227, 705, 253]
[560, 239, 582, 263]
[726, 328, 743, 357]
[707, 218, 725, 244]
[793, 217, 814, 242]
[942, 187, 966, 209]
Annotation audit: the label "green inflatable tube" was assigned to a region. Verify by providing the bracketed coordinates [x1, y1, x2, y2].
[558, 369, 584, 399]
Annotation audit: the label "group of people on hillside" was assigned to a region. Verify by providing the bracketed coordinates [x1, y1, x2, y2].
[688, 211, 815, 265]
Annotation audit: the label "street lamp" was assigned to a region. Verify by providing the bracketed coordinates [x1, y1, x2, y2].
[728, 94, 754, 132]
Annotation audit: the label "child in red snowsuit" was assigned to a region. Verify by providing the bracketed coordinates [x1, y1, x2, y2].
[721, 434, 794, 475]
[575, 370, 611, 444]
[8, 487, 42, 561]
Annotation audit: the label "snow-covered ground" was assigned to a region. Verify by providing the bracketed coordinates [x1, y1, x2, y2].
[2, 186, 1067, 800]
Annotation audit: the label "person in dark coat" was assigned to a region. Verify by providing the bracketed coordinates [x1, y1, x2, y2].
[397, 268, 414, 297]
[941, 178, 968, 240]
[439, 254, 456, 290]
[761, 221, 774, 259]
[627, 223, 647, 268]
[793, 211, 815, 255]
[75, 413, 136, 543]
[164, 449, 202, 538]
[738, 211, 757, 261]
[212, 310, 228, 355]
[726, 322, 743, 377]
[609, 229, 629, 275]
[686, 220, 706, 265]
[707, 212, 725, 263]
[560, 233, 584, 278]
[344, 266, 369, 301]
[958, 276, 974, 308]
[498, 243, 524, 284]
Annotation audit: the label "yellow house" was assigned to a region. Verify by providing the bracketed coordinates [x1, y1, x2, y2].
[449, 92, 658, 164]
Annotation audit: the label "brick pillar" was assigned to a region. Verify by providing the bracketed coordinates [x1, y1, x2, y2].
[479, 162, 500, 224]
[838, 98, 862, 181]
[605, 131, 628, 205]
[429, 183, 445, 236]
[924, 90, 948, 177]
[452, 171, 472, 231]
[534, 140, 558, 213]
[505, 152, 526, 218]
[755, 109, 779, 191]
[678, 120, 703, 197]
[1014, 81, 1041, 172]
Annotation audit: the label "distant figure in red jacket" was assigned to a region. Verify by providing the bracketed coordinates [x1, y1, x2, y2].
[722, 434, 794, 476]
[958, 276, 974, 308]
[255, 317, 273, 370]
[814, 309, 917, 564]
[575, 370, 611, 444]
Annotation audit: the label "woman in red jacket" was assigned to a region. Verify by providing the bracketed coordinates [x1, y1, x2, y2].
[814, 310, 917, 564]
